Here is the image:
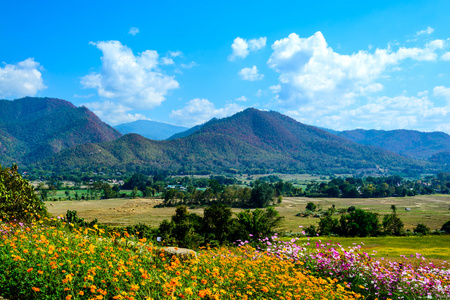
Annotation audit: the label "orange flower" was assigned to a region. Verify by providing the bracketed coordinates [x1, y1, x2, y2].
[32, 287, 40, 292]
[66, 296, 72, 300]
[201, 279, 208, 285]
[79, 291, 85, 295]
[27, 268, 33, 272]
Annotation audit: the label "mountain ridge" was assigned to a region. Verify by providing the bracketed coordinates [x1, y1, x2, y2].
[44, 108, 430, 174]
[0, 97, 122, 166]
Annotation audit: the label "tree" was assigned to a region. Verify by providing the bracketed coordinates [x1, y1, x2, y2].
[318, 215, 339, 236]
[202, 204, 233, 243]
[440, 220, 450, 233]
[236, 207, 283, 239]
[0, 164, 48, 222]
[382, 214, 404, 236]
[339, 209, 381, 237]
[250, 181, 274, 207]
[306, 202, 317, 211]
[414, 223, 430, 235]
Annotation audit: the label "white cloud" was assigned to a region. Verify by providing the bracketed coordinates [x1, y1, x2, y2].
[229, 37, 267, 60]
[433, 86, 450, 103]
[168, 51, 183, 57]
[235, 96, 248, 102]
[417, 26, 434, 36]
[83, 101, 150, 125]
[267, 31, 445, 112]
[441, 52, 450, 60]
[180, 61, 197, 69]
[81, 40, 179, 113]
[239, 66, 264, 81]
[170, 98, 244, 127]
[161, 57, 174, 65]
[0, 58, 46, 99]
[128, 27, 139, 36]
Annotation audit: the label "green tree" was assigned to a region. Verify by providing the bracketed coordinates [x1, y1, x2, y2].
[236, 207, 283, 239]
[440, 220, 450, 233]
[250, 181, 274, 208]
[306, 202, 317, 211]
[0, 164, 48, 222]
[382, 214, 404, 236]
[202, 204, 233, 244]
[339, 209, 381, 237]
[318, 215, 339, 236]
[414, 223, 430, 235]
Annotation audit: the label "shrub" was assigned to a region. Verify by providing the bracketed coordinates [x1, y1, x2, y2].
[0, 164, 48, 222]
[414, 223, 431, 235]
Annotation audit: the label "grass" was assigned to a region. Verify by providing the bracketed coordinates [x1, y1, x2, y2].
[290, 235, 450, 261]
[46, 194, 450, 231]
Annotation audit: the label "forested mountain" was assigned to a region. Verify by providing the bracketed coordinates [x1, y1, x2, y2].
[166, 118, 216, 140]
[333, 129, 450, 160]
[44, 108, 428, 174]
[114, 120, 187, 140]
[0, 97, 122, 166]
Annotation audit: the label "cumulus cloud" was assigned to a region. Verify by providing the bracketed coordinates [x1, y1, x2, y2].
[433, 86, 450, 103]
[239, 66, 264, 81]
[267, 31, 446, 112]
[235, 96, 248, 102]
[128, 27, 139, 36]
[229, 37, 267, 60]
[83, 101, 150, 125]
[441, 52, 450, 60]
[170, 98, 244, 127]
[417, 26, 434, 36]
[0, 58, 46, 99]
[81, 40, 179, 112]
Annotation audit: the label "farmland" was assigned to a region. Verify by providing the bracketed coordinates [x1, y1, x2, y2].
[46, 194, 450, 232]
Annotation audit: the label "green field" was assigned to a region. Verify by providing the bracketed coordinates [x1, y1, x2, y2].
[290, 235, 450, 261]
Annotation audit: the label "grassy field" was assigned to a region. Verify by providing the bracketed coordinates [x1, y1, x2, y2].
[46, 194, 450, 231]
[290, 235, 450, 261]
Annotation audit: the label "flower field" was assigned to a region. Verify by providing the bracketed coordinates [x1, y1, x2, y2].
[0, 218, 449, 300]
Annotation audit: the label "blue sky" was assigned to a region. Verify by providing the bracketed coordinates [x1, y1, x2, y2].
[2, 0, 450, 133]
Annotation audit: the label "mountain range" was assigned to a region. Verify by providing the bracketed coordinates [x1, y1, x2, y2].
[0, 97, 121, 166]
[114, 120, 187, 140]
[43, 108, 431, 174]
[1, 97, 448, 174]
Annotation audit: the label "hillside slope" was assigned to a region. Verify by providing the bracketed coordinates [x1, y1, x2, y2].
[334, 129, 450, 160]
[0, 97, 122, 166]
[45, 108, 428, 174]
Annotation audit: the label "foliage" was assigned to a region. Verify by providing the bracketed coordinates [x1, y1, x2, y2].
[0, 164, 48, 222]
[382, 213, 404, 236]
[249, 180, 274, 207]
[414, 223, 431, 235]
[306, 201, 317, 211]
[339, 209, 381, 237]
[441, 220, 450, 233]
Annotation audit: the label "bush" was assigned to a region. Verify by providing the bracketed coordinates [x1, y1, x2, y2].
[441, 220, 450, 233]
[414, 223, 431, 235]
[0, 164, 48, 222]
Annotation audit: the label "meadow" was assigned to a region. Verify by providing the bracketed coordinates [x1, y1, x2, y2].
[46, 194, 450, 232]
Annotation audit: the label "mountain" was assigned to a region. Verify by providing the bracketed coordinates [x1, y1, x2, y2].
[45, 108, 429, 174]
[0, 97, 122, 166]
[114, 120, 187, 140]
[333, 129, 450, 160]
[166, 118, 217, 140]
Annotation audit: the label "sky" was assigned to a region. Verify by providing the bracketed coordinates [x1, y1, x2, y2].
[2, 0, 450, 133]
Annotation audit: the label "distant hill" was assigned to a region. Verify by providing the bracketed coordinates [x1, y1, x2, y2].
[0, 97, 122, 166]
[45, 108, 428, 174]
[333, 129, 450, 160]
[114, 120, 187, 140]
[166, 118, 216, 140]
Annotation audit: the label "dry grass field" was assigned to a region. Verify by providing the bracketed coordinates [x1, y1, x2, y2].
[46, 194, 450, 232]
